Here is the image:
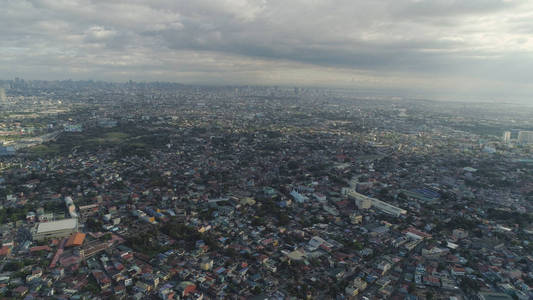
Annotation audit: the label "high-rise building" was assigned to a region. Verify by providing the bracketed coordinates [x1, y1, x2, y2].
[518, 131, 533, 145]
[503, 131, 511, 144]
[0, 88, 6, 102]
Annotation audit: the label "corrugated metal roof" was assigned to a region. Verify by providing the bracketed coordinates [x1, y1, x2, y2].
[36, 218, 77, 233]
[65, 232, 86, 247]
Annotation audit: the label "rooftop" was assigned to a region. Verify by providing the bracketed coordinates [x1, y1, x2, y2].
[36, 218, 77, 233]
[65, 232, 86, 247]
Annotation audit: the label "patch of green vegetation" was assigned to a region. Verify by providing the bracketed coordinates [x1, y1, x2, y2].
[0, 204, 38, 224]
[488, 208, 533, 228]
[126, 229, 172, 257]
[28, 144, 61, 155]
[162, 218, 220, 251]
[88, 131, 130, 144]
[115, 142, 150, 158]
[23, 125, 157, 157]
[82, 275, 100, 294]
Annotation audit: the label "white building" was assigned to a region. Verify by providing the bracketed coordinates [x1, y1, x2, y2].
[377, 261, 391, 275]
[502, 131, 511, 144]
[518, 131, 533, 144]
[290, 190, 308, 203]
[64, 124, 83, 132]
[343, 188, 406, 217]
[33, 218, 78, 241]
[307, 236, 333, 251]
[65, 196, 78, 218]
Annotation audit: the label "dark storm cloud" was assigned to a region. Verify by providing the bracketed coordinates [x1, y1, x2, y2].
[1, 0, 532, 100]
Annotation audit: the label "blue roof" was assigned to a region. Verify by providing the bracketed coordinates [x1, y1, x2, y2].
[411, 188, 440, 199]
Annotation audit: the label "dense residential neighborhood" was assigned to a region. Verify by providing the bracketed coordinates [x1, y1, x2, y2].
[0, 80, 531, 299]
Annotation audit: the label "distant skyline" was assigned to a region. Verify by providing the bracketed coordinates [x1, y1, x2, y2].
[2, 0, 533, 102]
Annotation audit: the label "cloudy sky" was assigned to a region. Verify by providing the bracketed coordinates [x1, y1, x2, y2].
[2, 0, 533, 100]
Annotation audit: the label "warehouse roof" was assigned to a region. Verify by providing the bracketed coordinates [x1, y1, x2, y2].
[36, 218, 77, 234]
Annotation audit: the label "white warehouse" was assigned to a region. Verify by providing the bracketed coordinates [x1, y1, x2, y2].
[342, 188, 407, 217]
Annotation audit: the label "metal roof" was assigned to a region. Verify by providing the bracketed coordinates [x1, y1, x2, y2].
[36, 218, 77, 233]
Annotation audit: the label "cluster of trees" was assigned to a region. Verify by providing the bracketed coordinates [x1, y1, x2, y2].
[81, 275, 100, 294]
[198, 207, 216, 221]
[340, 238, 364, 251]
[161, 219, 219, 251]
[254, 197, 290, 226]
[0, 204, 37, 223]
[85, 218, 103, 232]
[435, 216, 480, 231]
[115, 143, 150, 159]
[459, 277, 481, 294]
[26, 124, 166, 158]
[307, 163, 329, 177]
[487, 208, 533, 228]
[126, 229, 171, 257]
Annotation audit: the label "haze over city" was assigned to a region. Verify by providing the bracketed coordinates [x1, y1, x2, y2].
[1, 1, 533, 300]
[2, 0, 533, 101]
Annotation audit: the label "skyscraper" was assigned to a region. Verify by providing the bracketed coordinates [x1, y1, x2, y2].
[503, 131, 511, 144]
[0, 88, 5, 102]
[518, 131, 533, 145]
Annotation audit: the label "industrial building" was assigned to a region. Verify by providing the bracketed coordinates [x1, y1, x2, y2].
[400, 188, 440, 203]
[343, 188, 407, 217]
[478, 292, 513, 300]
[33, 218, 79, 241]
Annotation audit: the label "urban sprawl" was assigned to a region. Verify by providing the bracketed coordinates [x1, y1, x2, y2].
[0, 79, 532, 300]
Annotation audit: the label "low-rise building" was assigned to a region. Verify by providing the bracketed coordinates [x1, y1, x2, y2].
[33, 218, 79, 241]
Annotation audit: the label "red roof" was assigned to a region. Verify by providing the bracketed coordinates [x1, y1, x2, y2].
[403, 227, 432, 239]
[60, 255, 81, 267]
[121, 253, 133, 260]
[13, 285, 28, 294]
[336, 200, 350, 207]
[183, 284, 196, 296]
[30, 245, 52, 253]
[0, 246, 10, 256]
[65, 232, 86, 247]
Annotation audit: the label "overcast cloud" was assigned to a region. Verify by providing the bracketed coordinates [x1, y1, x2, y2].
[1, 0, 533, 100]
